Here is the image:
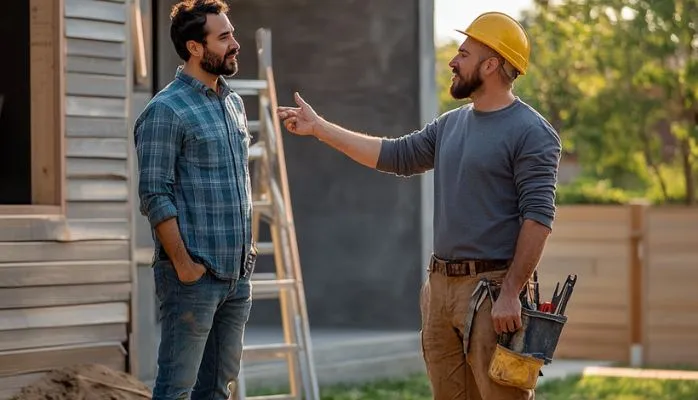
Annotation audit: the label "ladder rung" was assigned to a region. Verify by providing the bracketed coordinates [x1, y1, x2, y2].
[243, 343, 298, 362]
[255, 241, 274, 255]
[251, 278, 296, 300]
[249, 142, 266, 160]
[245, 395, 295, 400]
[253, 199, 272, 216]
[248, 120, 260, 132]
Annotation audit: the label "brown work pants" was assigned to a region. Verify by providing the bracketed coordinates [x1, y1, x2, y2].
[419, 270, 534, 400]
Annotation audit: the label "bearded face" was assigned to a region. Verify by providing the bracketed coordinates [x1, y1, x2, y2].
[449, 59, 485, 100]
[200, 45, 239, 77]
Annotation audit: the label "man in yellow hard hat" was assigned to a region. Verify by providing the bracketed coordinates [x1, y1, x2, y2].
[277, 11, 561, 399]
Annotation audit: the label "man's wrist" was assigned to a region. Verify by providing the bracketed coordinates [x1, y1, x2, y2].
[500, 275, 522, 298]
[313, 117, 328, 139]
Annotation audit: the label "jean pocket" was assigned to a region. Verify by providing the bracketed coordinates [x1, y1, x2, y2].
[176, 269, 208, 286]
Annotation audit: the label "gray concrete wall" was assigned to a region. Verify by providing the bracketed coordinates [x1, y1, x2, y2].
[153, 0, 425, 330]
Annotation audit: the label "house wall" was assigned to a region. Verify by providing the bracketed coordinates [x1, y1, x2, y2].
[0, 0, 135, 397]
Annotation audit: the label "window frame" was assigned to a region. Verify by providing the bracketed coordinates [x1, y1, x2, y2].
[0, 0, 67, 240]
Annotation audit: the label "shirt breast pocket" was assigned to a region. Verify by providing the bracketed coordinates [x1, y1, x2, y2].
[184, 129, 228, 168]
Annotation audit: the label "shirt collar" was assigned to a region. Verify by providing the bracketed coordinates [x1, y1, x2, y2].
[175, 65, 232, 97]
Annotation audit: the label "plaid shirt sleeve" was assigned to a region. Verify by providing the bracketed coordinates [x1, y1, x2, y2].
[134, 102, 182, 228]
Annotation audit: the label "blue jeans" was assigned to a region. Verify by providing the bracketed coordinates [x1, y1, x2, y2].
[152, 260, 252, 400]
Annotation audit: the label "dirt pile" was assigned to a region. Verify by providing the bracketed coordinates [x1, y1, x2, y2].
[10, 364, 152, 400]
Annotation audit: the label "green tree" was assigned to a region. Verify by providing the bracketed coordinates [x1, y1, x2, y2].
[434, 0, 698, 204]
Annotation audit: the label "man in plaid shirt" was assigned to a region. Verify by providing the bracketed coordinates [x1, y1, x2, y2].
[134, 1, 255, 399]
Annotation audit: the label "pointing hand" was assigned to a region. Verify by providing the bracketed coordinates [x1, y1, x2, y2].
[276, 92, 320, 136]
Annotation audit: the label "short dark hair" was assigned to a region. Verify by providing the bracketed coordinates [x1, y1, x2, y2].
[170, 0, 229, 61]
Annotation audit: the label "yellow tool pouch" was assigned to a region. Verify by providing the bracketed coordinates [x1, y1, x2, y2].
[488, 343, 544, 390]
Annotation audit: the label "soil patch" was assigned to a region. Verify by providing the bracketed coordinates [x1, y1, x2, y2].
[10, 364, 151, 400]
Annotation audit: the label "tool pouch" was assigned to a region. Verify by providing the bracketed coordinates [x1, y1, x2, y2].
[500, 308, 568, 365]
[488, 343, 544, 390]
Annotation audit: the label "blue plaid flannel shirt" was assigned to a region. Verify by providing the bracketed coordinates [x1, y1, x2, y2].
[134, 67, 253, 280]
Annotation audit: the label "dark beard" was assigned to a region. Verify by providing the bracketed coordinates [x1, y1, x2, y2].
[450, 71, 483, 100]
[200, 47, 238, 77]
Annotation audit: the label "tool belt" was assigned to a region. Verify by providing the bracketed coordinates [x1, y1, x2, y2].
[428, 255, 511, 277]
[462, 274, 574, 391]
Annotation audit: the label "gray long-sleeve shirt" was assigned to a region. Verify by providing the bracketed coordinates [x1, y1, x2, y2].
[377, 98, 562, 260]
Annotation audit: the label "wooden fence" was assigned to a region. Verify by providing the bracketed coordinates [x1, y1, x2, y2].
[537, 205, 698, 367]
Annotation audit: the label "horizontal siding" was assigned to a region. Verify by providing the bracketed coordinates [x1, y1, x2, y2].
[0, 324, 128, 352]
[0, 303, 129, 331]
[66, 201, 131, 219]
[67, 55, 127, 76]
[66, 96, 127, 118]
[68, 179, 129, 202]
[67, 138, 128, 159]
[65, 0, 127, 23]
[0, 261, 131, 287]
[67, 158, 129, 179]
[65, 18, 127, 42]
[0, 241, 129, 263]
[67, 116, 128, 138]
[0, 283, 131, 309]
[645, 208, 698, 366]
[67, 38, 126, 59]
[0, 1, 134, 392]
[537, 206, 631, 362]
[0, 342, 126, 377]
[66, 73, 128, 98]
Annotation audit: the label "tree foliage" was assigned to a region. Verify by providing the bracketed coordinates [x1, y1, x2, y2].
[436, 0, 698, 204]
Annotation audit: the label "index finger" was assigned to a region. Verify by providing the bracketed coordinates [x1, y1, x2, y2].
[277, 106, 299, 113]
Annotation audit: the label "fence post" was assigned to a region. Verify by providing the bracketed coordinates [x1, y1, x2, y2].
[629, 201, 648, 367]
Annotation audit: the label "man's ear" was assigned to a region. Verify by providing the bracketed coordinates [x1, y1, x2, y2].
[186, 40, 203, 58]
[482, 57, 500, 77]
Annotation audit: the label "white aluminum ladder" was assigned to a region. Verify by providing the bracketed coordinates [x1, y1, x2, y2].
[227, 28, 320, 400]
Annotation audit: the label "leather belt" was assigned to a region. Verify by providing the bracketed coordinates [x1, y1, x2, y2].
[428, 254, 510, 277]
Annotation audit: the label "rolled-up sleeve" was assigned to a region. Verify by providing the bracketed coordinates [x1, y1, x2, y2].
[514, 122, 562, 229]
[376, 118, 438, 177]
[134, 102, 182, 228]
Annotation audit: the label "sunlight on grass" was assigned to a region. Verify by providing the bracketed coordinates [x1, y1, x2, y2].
[250, 373, 698, 400]
[536, 375, 698, 400]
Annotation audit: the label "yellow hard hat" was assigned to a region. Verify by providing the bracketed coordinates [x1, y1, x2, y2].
[456, 12, 531, 75]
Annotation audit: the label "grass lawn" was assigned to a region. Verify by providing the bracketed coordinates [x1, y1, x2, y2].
[251, 373, 698, 400]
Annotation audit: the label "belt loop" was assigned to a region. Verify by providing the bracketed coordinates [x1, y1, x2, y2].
[468, 261, 476, 276]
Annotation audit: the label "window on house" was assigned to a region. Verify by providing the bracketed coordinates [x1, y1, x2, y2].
[0, 0, 63, 213]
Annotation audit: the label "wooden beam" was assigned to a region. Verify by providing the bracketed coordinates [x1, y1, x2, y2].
[30, 0, 63, 206]
[0, 260, 131, 287]
[0, 217, 69, 242]
[0, 206, 61, 216]
[0, 324, 128, 352]
[0, 303, 129, 331]
[0, 283, 131, 309]
[629, 202, 647, 367]
[0, 342, 127, 377]
[0, 241, 129, 263]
